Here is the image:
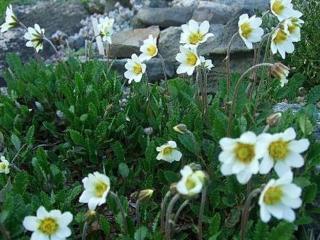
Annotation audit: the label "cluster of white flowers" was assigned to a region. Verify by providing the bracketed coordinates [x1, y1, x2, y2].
[176, 20, 214, 76]
[219, 127, 309, 222]
[0, 156, 10, 175]
[124, 34, 158, 84]
[270, 0, 304, 59]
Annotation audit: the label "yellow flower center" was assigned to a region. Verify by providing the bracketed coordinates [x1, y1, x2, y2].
[133, 63, 143, 75]
[146, 45, 157, 57]
[272, 0, 285, 15]
[263, 186, 283, 205]
[273, 29, 288, 44]
[162, 147, 174, 155]
[186, 177, 196, 190]
[268, 140, 289, 160]
[240, 22, 253, 39]
[39, 218, 59, 235]
[186, 52, 198, 66]
[95, 181, 108, 197]
[188, 32, 204, 45]
[234, 143, 255, 164]
[0, 163, 6, 170]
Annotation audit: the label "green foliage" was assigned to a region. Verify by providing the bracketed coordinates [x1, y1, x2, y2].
[0, 55, 318, 239]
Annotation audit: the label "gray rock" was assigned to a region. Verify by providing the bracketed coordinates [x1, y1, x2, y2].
[209, 0, 269, 11]
[158, 26, 182, 62]
[192, 2, 236, 24]
[111, 58, 175, 82]
[109, 26, 160, 58]
[133, 7, 194, 28]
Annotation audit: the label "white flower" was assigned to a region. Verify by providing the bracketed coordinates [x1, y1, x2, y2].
[176, 165, 205, 196]
[0, 5, 19, 33]
[139, 34, 158, 61]
[219, 132, 264, 184]
[156, 141, 182, 163]
[282, 17, 304, 42]
[180, 19, 214, 47]
[176, 46, 201, 76]
[97, 16, 114, 44]
[23, 206, 73, 240]
[259, 127, 309, 176]
[259, 172, 302, 223]
[79, 172, 111, 210]
[271, 27, 294, 59]
[200, 56, 214, 71]
[238, 14, 264, 49]
[124, 54, 146, 84]
[24, 24, 45, 53]
[270, 0, 302, 22]
[0, 156, 10, 174]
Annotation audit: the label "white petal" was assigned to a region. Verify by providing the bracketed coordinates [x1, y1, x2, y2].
[31, 232, 49, 240]
[218, 151, 234, 164]
[285, 152, 304, 168]
[282, 128, 296, 141]
[219, 138, 236, 150]
[79, 190, 92, 203]
[274, 161, 291, 176]
[239, 131, 256, 144]
[260, 205, 271, 222]
[220, 163, 233, 175]
[282, 196, 302, 209]
[60, 212, 73, 225]
[282, 184, 302, 198]
[56, 227, 72, 238]
[37, 206, 48, 219]
[236, 170, 251, 184]
[288, 139, 310, 153]
[266, 204, 284, 219]
[259, 156, 274, 174]
[23, 216, 39, 231]
[282, 206, 296, 222]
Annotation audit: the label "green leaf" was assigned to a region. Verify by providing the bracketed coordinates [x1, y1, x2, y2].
[298, 115, 314, 136]
[134, 226, 148, 240]
[252, 221, 269, 240]
[303, 183, 317, 203]
[163, 170, 179, 183]
[112, 141, 125, 163]
[178, 132, 200, 155]
[25, 125, 35, 144]
[118, 163, 129, 178]
[307, 85, 320, 104]
[99, 215, 110, 235]
[268, 222, 294, 240]
[69, 129, 85, 146]
[12, 172, 29, 194]
[208, 213, 221, 236]
[11, 134, 21, 151]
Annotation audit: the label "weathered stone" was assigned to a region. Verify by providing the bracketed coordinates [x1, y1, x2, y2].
[158, 26, 182, 62]
[109, 26, 160, 58]
[208, 0, 269, 11]
[133, 7, 194, 28]
[111, 58, 175, 82]
[192, 2, 236, 24]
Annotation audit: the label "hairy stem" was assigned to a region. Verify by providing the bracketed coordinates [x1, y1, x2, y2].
[198, 187, 207, 240]
[161, 191, 172, 232]
[110, 191, 128, 234]
[159, 53, 168, 82]
[44, 37, 59, 56]
[81, 221, 89, 240]
[165, 194, 180, 240]
[240, 188, 262, 240]
[173, 200, 189, 224]
[227, 63, 273, 136]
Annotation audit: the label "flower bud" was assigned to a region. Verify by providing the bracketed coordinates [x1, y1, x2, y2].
[131, 189, 154, 202]
[266, 112, 282, 127]
[173, 124, 188, 134]
[270, 63, 290, 87]
[143, 127, 153, 136]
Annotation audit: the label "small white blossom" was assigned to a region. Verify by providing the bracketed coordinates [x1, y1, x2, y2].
[259, 127, 309, 176]
[259, 172, 302, 222]
[97, 16, 114, 44]
[200, 56, 214, 71]
[23, 206, 73, 240]
[139, 34, 158, 61]
[24, 24, 45, 52]
[0, 156, 10, 174]
[0, 5, 19, 33]
[238, 14, 264, 49]
[124, 54, 146, 84]
[219, 132, 264, 184]
[180, 20, 214, 47]
[176, 46, 201, 76]
[270, 0, 302, 22]
[79, 172, 111, 210]
[156, 141, 182, 163]
[176, 165, 205, 196]
[282, 17, 304, 42]
[271, 27, 294, 59]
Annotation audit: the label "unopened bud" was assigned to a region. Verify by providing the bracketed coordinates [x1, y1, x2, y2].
[170, 183, 177, 194]
[270, 63, 290, 87]
[144, 127, 153, 136]
[266, 112, 282, 127]
[85, 210, 97, 220]
[173, 124, 188, 134]
[131, 189, 154, 201]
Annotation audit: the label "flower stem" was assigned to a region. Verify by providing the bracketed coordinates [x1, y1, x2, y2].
[110, 191, 128, 234]
[165, 194, 180, 240]
[135, 199, 141, 226]
[161, 191, 172, 232]
[0, 223, 10, 240]
[227, 63, 273, 136]
[44, 37, 59, 56]
[240, 188, 262, 240]
[81, 221, 89, 240]
[225, 32, 239, 103]
[173, 200, 189, 224]
[198, 186, 207, 240]
[158, 53, 168, 82]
